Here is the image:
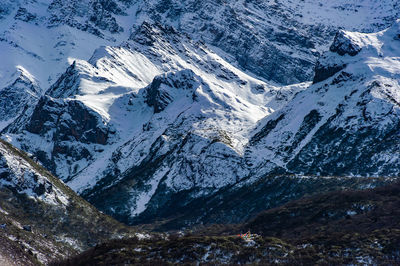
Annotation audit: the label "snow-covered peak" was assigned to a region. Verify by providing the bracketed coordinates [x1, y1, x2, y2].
[0, 66, 42, 130]
[0, 0, 397, 99]
[329, 30, 365, 56]
[247, 22, 400, 178]
[3, 66, 40, 94]
[314, 20, 400, 84]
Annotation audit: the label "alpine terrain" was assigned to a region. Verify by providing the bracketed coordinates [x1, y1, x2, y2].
[0, 0, 399, 264]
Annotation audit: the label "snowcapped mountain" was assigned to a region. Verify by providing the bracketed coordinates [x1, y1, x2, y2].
[3, 21, 306, 224]
[0, 0, 133, 130]
[132, 0, 400, 84]
[0, 0, 398, 96]
[0, 0, 398, 130]
[1, 0, 400, 227]
[247, 20, 400, 178]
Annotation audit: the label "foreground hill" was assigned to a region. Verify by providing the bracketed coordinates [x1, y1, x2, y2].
[0, 139, 135, 265]
[55, 182, 400, 265]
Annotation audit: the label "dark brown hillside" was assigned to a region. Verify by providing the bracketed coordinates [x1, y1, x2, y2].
[0, 139, 137, 264]
[244, 182, 400, 239]
[53, 182, 400, 265]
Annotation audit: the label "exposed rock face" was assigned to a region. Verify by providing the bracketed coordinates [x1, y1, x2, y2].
[132, 0, 400, 84]
[129, 21, 180, 46]
[313, 30, 365, 83]
[14, 7, 37, 22]
[144, 70, 198, 113]
[47, 0, 126, 36]
[330, 30, 363, 56]
[0, 68, 41, 130]
[19, 95, 109, 177]
[313, 61, 346, 84]
[26, 96, 109, 145]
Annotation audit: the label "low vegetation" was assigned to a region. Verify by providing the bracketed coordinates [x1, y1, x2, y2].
[53, 182, 400, 265]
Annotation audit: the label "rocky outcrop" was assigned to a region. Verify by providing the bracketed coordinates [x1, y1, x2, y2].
[144, 70, 198, 113]
[14, 7, 36, 22]
[27, 96, 109, 145]
[330, 30, 362, 56]
[15, 95, 110, 178]
[312, 30, 364, 83]
[313, 61, 346, 84]
[0, 68, 41, 128]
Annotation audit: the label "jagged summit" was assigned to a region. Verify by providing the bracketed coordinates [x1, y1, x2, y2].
[329, 30, 364, 56]
[0, 67, 41, 130]
[0, 0, 398, 112]
[315, 19, 400, 84]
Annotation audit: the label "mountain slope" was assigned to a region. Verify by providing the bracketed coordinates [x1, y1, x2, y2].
[132, 0, 400, 84]
[247, 20, 400, 177]
[1, 2, 400, 229]
[0, 139, 135, 265]
[0, 0, 136, 129]
[3, 21, 306, 225]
